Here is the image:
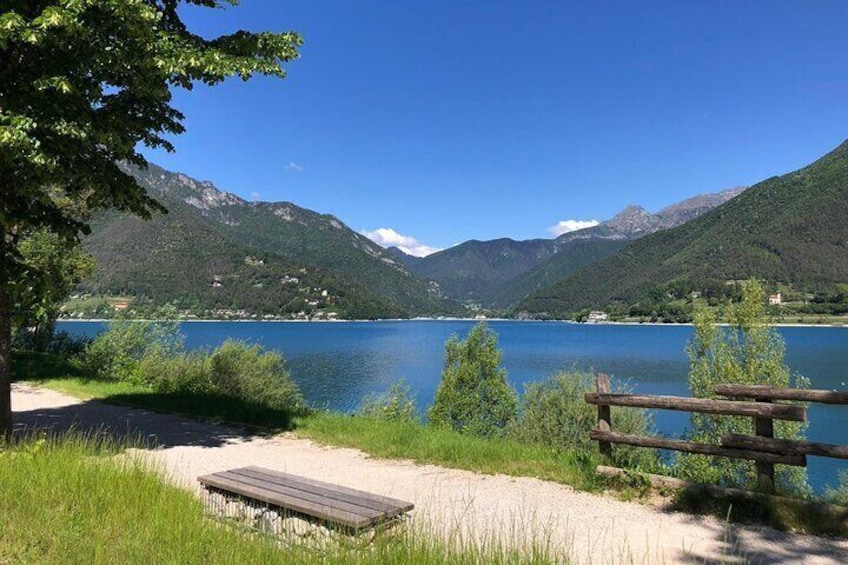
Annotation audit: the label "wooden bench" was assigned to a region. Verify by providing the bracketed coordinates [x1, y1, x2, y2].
[198, 466, 414, 531]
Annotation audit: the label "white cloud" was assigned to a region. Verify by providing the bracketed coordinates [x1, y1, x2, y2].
[547, 219, 600, 236]
[287, 161, 304, 172]
[362, 228, 442, 257]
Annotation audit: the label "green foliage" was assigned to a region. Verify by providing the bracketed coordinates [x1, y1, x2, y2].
[14, 229, 95, 351]
[208, 340, 306, 415]
[675, 280, 810, 494]
[0, 0, 303, 437]
[427, 323, 519, 438]
[359, 379, 419, 424]
[82, 317, 307, 423]
[823, 472, 848, 506]
[514, 371, 660, 470]
[83, 310, 182, 384]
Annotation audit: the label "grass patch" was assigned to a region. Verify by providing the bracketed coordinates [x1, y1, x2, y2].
[295, 411, 604, 491]
[0, 435, 563, 564]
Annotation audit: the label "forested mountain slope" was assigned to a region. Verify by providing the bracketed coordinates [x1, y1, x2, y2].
[79, 163, 463, 318]
[518, 140, 848, 317]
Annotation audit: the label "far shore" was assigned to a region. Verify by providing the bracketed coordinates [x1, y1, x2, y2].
[57, 317, 848, 328]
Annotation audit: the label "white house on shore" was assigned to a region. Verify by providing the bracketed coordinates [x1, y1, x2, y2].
[586, 311, 609, 323]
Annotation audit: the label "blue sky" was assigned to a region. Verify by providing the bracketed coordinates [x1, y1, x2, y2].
[143, 1, 848, 256]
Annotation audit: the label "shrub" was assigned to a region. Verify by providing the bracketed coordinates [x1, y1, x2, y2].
[823, 472, 848, 506]
[81, 317, 308, 422]
[514, 371, 659, 470]
[83, 314, 182, 384]
[360, 379, 419, 423]
[45, 330, 92, 358]
[209, 340, 307, 415]
[138, 350, 211, 394]
[676, 280, 810, 494]
[427, 322, 518, 438]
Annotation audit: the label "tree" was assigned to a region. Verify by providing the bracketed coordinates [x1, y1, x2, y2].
[428, 322, 518, 438]
[16, 228, 95, 351]
[676, 279, 809, 494]
[0, 0, 302, 438]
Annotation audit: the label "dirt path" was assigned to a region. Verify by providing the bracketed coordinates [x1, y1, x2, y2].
[12, 383, 847, 564]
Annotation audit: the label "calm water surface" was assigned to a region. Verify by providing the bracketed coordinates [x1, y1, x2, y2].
[58, 320, 848, 492]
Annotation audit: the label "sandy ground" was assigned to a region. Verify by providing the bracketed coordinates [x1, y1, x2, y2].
[11, 383, 847, 564]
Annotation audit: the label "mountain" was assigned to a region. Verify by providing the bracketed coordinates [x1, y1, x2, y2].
[517, 140, 848, 317]
[403, 188, 744, 308]
[81, 201, 396, 320]
[399, 238, 558, 305]
[79, 163, 463, 318]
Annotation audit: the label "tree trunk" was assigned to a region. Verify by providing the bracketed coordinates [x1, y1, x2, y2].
[0, 286, 12, 442]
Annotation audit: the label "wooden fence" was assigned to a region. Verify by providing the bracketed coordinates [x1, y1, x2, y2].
[585, 373, 848, 493]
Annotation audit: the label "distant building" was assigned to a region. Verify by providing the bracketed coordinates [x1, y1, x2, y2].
[113, 302, 129, 311]
[767, 292, 782, 306]
[586, 311, 609, 323]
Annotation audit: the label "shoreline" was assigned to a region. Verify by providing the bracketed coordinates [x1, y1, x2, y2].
[56, 318, 848, 328]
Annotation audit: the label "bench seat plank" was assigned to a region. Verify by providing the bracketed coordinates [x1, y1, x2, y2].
[199, 473, 373, 528]
[214, 470, 385, 520]
[198, 466, 414, 530]
[236, 466, 413, 513]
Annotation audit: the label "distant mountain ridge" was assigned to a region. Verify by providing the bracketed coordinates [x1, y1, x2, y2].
[399, 187, 745, 307]
[79, 163, 464, 318]
[517, 140, 848, 317]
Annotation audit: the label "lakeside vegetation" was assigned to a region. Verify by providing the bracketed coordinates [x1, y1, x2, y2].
[13, 295, 848, 539]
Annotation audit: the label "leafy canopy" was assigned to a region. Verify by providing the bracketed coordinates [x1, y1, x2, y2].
[0, 0, 302, 438]
[0, 0, 302, 275]
[428, 322, 518, 438]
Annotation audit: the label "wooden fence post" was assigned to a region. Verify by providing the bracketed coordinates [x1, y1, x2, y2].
[754, 397, 775, 494]
[596, 373, 612, 458]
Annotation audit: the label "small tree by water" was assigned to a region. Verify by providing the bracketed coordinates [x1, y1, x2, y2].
[428, 322, 518, 438]
[676, 280, 810, 494]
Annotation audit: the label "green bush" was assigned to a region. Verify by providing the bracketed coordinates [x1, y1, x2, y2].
[514, 371, 659, 470]
[427, 322, 518, 438]
[137, 350, 211, 394]
[209, 340, 307, 415]
[82, 318, 308, 421]
[360, 379, 419, 423]
[823, 472, 848, 506]
[676, 280, 810, 494]
[83, 314, 182, 384]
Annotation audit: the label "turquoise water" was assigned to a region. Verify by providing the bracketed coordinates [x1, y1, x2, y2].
[58, 320, 848, 492]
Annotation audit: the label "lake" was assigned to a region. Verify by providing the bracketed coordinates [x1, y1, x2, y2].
[58, 320, 848, 492]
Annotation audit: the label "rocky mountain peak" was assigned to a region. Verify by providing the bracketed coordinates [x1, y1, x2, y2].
[603, 205, 662, 234]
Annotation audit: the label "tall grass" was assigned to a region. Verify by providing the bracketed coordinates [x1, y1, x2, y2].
[0, 435, 563, 564]
[297, 412, 604, 491]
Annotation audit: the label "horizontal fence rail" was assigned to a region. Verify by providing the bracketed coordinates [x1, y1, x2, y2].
[587, 373, 848, 494]
[589, 430, 806, 466]
[584, 393, 806, 422]
[721, 433, 848, 460]
[715, 384, 848, 405]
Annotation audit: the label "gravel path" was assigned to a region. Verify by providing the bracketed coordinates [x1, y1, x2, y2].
[12, 383, 847, 564]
